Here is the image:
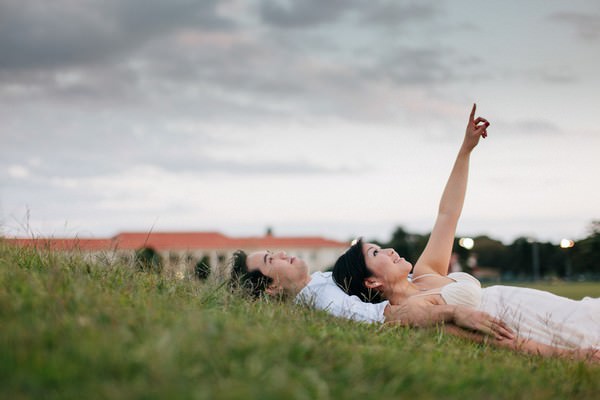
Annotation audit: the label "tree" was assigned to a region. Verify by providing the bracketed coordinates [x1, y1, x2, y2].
[571, 221, 600, 278]
[195, 256, 211, 280]
[381, 223, 600, 280]
[135, 247, 163, 273]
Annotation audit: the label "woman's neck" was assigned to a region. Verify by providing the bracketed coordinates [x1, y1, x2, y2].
[385, 279, 423, 305]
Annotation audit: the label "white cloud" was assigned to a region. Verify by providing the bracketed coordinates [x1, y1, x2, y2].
[7, 165, 30, 179]
[2, 0, 600, 243]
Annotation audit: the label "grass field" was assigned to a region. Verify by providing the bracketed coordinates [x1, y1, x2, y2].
[1, 242, 599, 399]
[508, 281, 600, 300]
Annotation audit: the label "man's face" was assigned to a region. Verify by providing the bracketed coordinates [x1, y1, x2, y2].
[245, 250, 309, 294]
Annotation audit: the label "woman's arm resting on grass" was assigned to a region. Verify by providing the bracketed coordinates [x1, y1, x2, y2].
[496, 337, 600, 363]
[414, 104, 490, 277]
[443, 327, 599, 363]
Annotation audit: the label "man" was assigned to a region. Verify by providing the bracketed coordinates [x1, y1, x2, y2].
[230, 249, 513, 339]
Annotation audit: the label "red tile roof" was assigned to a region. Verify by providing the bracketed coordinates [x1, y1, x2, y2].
[3, 232, 348, 252]
[113, 231, 232, 250]
[4, 238, 114, 251]
[232, 236, 348, 249]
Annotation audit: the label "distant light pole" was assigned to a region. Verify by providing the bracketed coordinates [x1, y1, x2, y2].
[560, 239, 575, 280]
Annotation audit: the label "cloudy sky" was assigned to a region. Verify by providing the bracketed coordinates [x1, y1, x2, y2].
[1, 0, 599, 244]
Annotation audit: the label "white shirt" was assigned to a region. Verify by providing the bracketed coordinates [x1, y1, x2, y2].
[295, 271, 388, 323]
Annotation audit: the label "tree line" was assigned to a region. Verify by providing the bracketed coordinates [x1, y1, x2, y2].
[376, 221, 600, 281]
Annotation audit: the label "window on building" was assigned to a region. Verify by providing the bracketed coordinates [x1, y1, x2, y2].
[169, 252, 180, 265]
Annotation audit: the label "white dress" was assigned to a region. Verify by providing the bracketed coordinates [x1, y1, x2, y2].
[433, 272, 600, 350]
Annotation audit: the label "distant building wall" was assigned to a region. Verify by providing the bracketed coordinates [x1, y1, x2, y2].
[4, 233, 348, 278]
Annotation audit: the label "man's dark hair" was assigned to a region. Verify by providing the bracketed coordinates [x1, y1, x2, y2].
[230, 250, 273, 298]
[332, 238, 384, 303]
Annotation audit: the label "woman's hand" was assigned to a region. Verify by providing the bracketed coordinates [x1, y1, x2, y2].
[452, 307, 514, 341]
[462, 103, 490, 153]
[384, 298, 514, 341]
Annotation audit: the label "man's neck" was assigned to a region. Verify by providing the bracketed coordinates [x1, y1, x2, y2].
[285, 273, 312, 298]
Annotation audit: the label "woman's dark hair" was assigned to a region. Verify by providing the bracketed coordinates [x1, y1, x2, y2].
[230, 250, 273, 298]
[332, 238, 383, 303]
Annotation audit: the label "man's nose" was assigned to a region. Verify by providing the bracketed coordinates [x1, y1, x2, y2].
[276, 251, 287, 258]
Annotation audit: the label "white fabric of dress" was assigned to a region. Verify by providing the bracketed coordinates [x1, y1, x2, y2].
[437, 272, 600, 350]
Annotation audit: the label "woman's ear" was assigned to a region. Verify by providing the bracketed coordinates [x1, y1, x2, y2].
[364, 277, 383, 291]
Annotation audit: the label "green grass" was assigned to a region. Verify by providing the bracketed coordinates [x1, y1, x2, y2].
[1, 242, 599, 399]
[506, 281, 600, 299]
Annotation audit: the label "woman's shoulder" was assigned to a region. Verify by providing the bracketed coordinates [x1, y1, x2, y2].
[447, 272, 481, 287]
[411, 273, 440, 282]
[411, 273, 455, 291]
[412, 272, 481, 287]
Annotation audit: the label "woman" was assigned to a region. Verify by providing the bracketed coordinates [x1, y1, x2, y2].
[332, 105, 600, 361]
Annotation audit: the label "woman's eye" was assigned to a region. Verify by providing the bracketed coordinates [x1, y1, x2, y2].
[373, 250, 379, 256]
[268, 257, 273, 264]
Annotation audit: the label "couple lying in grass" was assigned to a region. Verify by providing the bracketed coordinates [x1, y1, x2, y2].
[231, 105, 600, 362]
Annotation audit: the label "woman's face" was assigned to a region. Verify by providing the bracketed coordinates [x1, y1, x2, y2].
[362, 242, 411, 286]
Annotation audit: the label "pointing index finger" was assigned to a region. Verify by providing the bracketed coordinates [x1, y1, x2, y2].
[470, 103, 476, 122]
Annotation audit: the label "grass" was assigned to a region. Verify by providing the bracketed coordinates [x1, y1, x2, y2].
[1, 241, 599, 399]
[508, 281, 600, 299]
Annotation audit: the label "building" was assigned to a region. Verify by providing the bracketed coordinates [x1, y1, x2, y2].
[4, 231, 349, 278]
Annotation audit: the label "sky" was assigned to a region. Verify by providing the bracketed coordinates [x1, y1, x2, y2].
[1, 0, 599, 245]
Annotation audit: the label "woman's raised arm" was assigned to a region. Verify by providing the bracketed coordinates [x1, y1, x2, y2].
[413, 104, 490, 278]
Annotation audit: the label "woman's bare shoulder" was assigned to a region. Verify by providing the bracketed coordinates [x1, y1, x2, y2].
[411, 273, 455, 290]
